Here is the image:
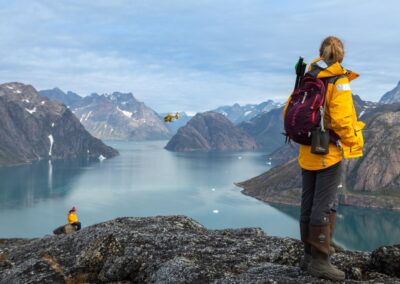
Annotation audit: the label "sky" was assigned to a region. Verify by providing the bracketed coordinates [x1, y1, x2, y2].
[0, 0, 399, 114]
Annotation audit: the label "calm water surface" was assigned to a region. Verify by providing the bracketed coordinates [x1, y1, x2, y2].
[0, 140, 399, 251]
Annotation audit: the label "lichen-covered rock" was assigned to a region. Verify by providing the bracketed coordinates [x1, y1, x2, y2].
[0, 216, 399, 283]
[371, 244, 400, 278]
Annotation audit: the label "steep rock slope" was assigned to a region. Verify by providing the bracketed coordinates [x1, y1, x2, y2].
[238, 107, 285, 152]
[0, 82, 118, 166]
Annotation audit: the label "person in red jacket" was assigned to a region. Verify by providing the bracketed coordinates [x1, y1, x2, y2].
[68, 206, 81, 231]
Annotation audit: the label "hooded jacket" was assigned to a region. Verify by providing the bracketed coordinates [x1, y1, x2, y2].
[283, 57, 365, 170]
[68, 211, 78, 224]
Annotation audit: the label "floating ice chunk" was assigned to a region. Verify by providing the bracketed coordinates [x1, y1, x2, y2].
[337, 213, 344, 219]
[266, 161, 272, 165]
[48, 134, 54, 156]
[51, 123, 55, 127]
[211, 188, 216, 191]
[212, 209, 219, 214]
[25, 107, 37, 114]
[87, 149, 90, 153]
[98, 155, 106, 161]
[238, 156, 242, 160]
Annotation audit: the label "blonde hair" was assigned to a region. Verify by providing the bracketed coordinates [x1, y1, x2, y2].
[319, 36, 344, 64]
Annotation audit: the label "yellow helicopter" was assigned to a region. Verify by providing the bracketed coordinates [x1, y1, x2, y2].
[163, 112, 180, 122]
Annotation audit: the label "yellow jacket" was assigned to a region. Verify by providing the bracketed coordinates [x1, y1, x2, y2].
[283, 57, 365, 170]
[68, 212, 78, 224]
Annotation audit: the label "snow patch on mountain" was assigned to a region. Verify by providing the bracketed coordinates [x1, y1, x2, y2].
[117, 106, 133, 118]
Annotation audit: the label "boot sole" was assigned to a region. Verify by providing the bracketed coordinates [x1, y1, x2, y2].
[308, 265, 345, 281]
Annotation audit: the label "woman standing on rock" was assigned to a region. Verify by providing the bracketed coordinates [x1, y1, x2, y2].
[283, 36, 365, 281]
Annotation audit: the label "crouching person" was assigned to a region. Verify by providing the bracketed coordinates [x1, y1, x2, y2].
[68, 206, 81, 231]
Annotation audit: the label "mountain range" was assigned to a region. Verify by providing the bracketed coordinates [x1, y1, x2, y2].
[40, 88, 172, 141]
[211, 100, 281, 124]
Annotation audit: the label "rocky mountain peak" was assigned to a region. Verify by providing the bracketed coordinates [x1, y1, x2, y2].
[0, 82, 118, 166]
[165, 111, 258, 152]
[107, 92, 137, 103]
[39, 87, 82, 108]
[379, 80, 400, 104]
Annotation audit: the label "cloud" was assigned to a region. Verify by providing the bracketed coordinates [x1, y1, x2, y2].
[0, 0, 399, 112]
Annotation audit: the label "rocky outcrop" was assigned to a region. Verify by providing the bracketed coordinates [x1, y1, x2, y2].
[0, 216, 399, 283]
[0, 82, 118, 166]
[379, 81, 400, 104]
[212, 100, 281, 124]
[236, 103, 400, 210]
[40, 88, 172, 141]
[165, 111, 258, 152]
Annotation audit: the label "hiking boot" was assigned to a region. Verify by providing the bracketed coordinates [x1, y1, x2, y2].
[299, 253, 311, 271]
[329, 211, 345, 254]
[299, 222, 311, 270]
[307, 224, 345, 281]
[308, 247, 345, 281]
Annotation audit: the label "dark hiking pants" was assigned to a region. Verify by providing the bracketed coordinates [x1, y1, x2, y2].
[300, 161, 342, 226]
[72, 222, 81, 231]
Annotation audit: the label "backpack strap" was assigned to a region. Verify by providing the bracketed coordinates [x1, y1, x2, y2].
[321, 75, 347, 131]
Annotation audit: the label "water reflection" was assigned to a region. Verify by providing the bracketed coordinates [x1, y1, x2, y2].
[270, 203, 400, 251]
[0, 157, 97, 210]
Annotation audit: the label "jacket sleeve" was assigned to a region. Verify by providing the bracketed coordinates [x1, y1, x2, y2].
[328, 77, 359, 147]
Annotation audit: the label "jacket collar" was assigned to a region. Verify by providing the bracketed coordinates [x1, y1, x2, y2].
[308, 57, 359, 82]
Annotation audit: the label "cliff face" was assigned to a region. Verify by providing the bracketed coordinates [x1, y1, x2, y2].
[0, 216, 399, 283]
[165, 111, 258, 152]
[40, 88, 172, 141]
[0, 83, 118, 166]
[236, 103, 400, 210]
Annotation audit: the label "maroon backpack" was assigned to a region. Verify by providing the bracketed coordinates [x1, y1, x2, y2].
[284, 74, 339, 145]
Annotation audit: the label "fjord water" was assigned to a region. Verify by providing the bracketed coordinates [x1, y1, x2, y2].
[0, 140, 399, 251]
